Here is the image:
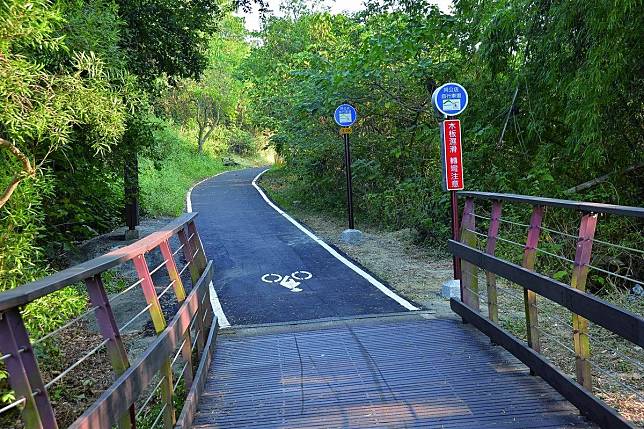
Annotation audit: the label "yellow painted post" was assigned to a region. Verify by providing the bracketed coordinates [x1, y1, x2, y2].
[522, 206, 544, 356]
[132, 254, 175, 428]
[460, 198, 479, 311]
[178, 228, 206, 355]
[187, 221, 207, 274]
[485, 201, 502, 322]
[178, 228, 201, 285]
[571, 213, 598, 390]
[159, 240, 186, 302]
[159, 240, 193, 389]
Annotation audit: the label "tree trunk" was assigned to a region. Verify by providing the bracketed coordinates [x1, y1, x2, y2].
[198, 126, 215, 154]
[124, 153, 139, 235]
[197, 126, 205, 153]
[0, 137, 36, 210]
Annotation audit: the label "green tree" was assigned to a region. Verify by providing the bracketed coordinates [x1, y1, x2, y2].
[159, 15, 250, 153]
[242, 0, 643, 238]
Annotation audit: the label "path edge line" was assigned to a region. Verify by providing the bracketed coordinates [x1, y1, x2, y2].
[187, 171, 232, 328]
[252, 169, 419, 311]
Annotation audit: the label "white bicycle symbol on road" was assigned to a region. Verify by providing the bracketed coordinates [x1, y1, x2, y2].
[261, 270, 313, 293]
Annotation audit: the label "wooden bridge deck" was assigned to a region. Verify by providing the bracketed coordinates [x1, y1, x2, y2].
[193, 314, 595, 428]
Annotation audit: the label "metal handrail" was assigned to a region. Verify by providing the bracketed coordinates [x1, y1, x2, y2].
[452, 191, 642, 429]
[0, 212, 198, 311]
[458, 191, 644, 218]
[0, 212, 214, 429]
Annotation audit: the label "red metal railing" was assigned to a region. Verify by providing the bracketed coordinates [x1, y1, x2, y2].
[0, 213, 215, 429]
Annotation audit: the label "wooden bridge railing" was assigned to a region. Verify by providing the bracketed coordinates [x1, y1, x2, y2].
[449, 192, 643, 429]
[0, 212, 216, 429]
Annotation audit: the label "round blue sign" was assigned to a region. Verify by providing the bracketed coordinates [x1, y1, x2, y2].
[432, 83, 469, 116]
[334, 104, 357, 127]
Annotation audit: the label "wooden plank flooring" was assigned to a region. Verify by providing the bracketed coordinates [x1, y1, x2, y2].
[194, 316, 595, 428]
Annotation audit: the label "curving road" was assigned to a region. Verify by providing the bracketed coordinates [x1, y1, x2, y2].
[189, 167, 417, 326]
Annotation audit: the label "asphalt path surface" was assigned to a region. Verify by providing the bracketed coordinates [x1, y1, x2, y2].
[190, 167, 417, 325]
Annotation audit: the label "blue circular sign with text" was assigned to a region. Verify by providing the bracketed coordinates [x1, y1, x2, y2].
[432, 83, 469, 116]
[334, 104, 357, 127]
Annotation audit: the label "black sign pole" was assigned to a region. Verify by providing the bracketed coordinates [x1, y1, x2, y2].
[343, 132, 355, 229]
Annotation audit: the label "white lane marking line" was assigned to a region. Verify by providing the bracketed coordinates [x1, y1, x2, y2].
[186, 170, 230, 213]
[208, 281, 230, 328]
[188, 171, 232, 328]
[251, 169, 419, 311]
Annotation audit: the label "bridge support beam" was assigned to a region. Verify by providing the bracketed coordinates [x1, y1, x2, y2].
[460, 197, 479, 311]
[571, 213, 597, 391]
[85, 275, 135, 429]
[522, 206, 544, 360]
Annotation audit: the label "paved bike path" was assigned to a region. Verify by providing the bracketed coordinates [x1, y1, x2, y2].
[190, 167, 417, 326]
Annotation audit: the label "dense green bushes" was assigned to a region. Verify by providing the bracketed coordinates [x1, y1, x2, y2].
[140, 123, 237, 217]
[0, 0, 259, 355]
[0, 0, 259, 410]
[0, 0, 255, 293]
[243, 1, 643, 241]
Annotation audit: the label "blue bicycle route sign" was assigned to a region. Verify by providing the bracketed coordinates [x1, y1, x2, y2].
[432, 83, 469, 116]
[334, 104, 357, 127]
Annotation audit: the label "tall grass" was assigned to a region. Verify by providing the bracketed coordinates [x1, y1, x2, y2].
[140, 125, 232, 216]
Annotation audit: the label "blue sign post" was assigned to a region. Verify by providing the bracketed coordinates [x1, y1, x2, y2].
[334, 104, 357, 127]
[432, 83, 469, 117]
[334, 104, 357, 229]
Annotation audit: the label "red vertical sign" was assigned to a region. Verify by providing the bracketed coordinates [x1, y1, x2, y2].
[441, 119, 464, 191]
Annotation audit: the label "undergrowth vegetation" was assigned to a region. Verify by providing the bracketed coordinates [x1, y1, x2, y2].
[244, 0, 643, 292]
[0, 1, 260, 294]
[0, 0, 263, 414]
[141, 125, 234, 217]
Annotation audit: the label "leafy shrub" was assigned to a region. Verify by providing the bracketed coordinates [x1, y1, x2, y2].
[227, 128, 256, 156]
[0, 175, 53, 293]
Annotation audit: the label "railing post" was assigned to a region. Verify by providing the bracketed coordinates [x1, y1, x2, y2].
[159, 240, 187, 302]
[522, 206, 544, 357]
[0, 309, 57, 429]
[460, 197, 479, 310]
[0, 312, 43, 429]
[485, 201, 502, 322]
[133, 254, 175, 428]
[85, 275, 135, 429]
[178, 229, 206, 355]
[178, 228, 201, 286]
[571, 212, 597, 391]
[188, 221, 207, 273]
[159, 240, 193, 390]
[133, 255, 166, 332]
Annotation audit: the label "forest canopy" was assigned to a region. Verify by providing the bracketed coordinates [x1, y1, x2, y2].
[0, 0, 256, 292]
[242, 0, 643, 236]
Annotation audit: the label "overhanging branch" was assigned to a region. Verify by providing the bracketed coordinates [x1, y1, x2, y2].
[0, 137, 36, 209]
